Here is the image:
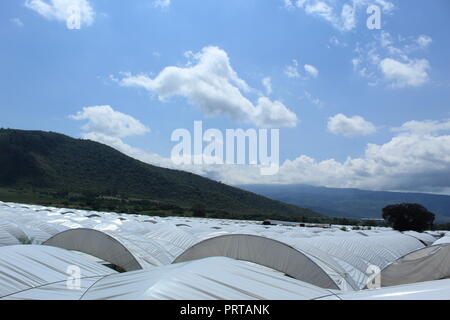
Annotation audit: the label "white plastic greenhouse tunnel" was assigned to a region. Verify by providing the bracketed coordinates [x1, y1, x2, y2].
[0, 201, 449, 300]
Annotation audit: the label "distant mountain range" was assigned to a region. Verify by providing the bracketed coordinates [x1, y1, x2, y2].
[0, 129, 321, 219]
[238, 184, 450, 223]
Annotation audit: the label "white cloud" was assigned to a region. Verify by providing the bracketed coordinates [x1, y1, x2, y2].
[284, 60, 318, 79]
[304, 64, 319, 78]
[353, 31, 432, 88]
[254, 97, 298, 128]
[153, 0, 171, 8]
[11, 18, 24, 27]
[79, 130, 245, 181]
[340, 3, 356, 31]
[262, 77, 273, 95]
[372, 0, 395, 12]
[284, 59, 301, 78]
[70, 107, 234, 177]
[303, 1, 335, 22]
[70, 105, 150, 138]
[417, 35, 433, 49]
[80, 131, 174, 168]
[284, 0, 295, 9]
[118, 46, 298, 128]
[70, 106, 193, 173]
[303, 91, 323, 107]
[24, 0, 95, 26]
[228, 119, 450, 193]
[72, 110, 450, 194]
[379, 58, 430, 88]
[302, 1, 356, 31]
[327, 113, 377, 136]
[286, 0, 394, 31]
[270, 131, 450, 193]
[393, 119, 450, 136]
[328, 36, 346, 48]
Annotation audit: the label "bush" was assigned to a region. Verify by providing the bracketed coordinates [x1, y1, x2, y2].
[382, 203, 435, 232]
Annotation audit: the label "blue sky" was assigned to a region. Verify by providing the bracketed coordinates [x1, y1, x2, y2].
[1, 0, 450, 193]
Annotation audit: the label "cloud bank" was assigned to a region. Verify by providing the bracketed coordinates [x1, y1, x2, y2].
[118, 46, 298, 128]
[71, 107, 450, 194]
[25, 0, 95, 27]
[327, 114, 377, 136]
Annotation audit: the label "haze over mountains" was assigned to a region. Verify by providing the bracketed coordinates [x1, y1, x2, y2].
[239, 184, 450, 223]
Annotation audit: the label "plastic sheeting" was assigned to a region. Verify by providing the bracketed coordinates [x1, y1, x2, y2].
[281, 233, 424, 289]
[0, 201, 420, 251]
[80, 257, 340, 300]
[0, 245, 116, 299]
[434, 236, 450, 245]
[44, 228, 148, 271]
[403, 231, 436, 246]
[0, 252, 339, 300]
[284, 237, 372, 289]
[175, 233, 424, 290]
[174, 234, 356, 290]
[0, 201, 437, 298]
[5, 278, 104, 300]
[331, 279, 450, 300]
[44, 228, 186, 271]
[379, 244, 450, 287]
[0, 229, 20, 246]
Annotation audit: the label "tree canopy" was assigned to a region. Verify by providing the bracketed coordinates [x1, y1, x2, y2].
[382, 203, 435, 232]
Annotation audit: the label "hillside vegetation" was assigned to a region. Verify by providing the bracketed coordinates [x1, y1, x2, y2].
[0, 129, 322, 220]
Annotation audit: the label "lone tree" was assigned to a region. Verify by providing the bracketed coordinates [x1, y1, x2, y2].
[382, 203, 435, 232]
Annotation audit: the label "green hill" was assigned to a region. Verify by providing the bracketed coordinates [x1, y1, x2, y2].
[0, 129, 322, 220]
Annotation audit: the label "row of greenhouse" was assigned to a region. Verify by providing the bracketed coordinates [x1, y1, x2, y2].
[1, 201, 449, 300]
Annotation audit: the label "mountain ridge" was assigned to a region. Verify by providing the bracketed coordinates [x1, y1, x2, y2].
[0, 129, 322, 219]
[238, 184, 450, 222]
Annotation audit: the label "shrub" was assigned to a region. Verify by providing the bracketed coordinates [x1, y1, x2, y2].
[382, 203, 435, 232]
